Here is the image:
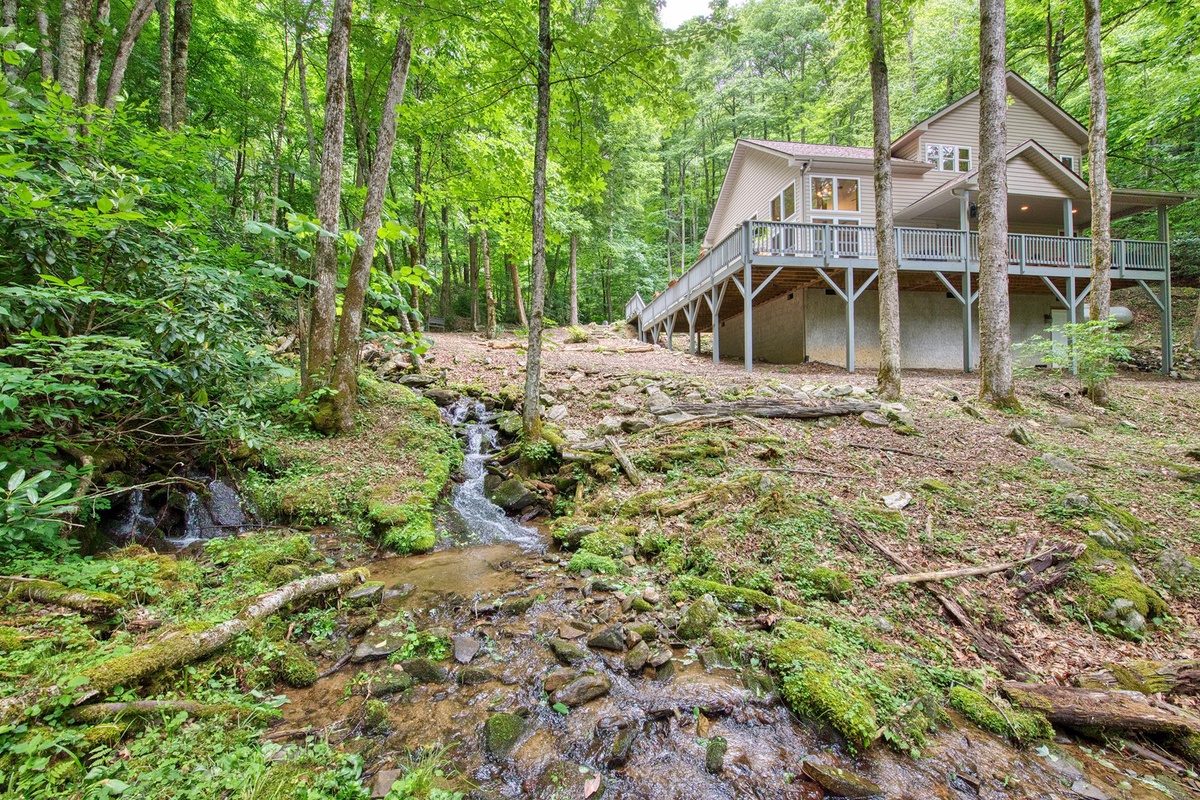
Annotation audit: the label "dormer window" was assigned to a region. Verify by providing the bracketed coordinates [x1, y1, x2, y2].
[925, 143, 971, 172]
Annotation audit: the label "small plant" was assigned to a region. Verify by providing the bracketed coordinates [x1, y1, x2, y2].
[0, 462, 75, 554]
[565, 325, 589, 343]
[1015, 318, 1130, 403]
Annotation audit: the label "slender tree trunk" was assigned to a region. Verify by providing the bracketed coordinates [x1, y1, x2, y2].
[81, 0, 109, 107]
[56, 0, 86, 101]
[103, 0, 154, 108]
[977, 0, 1018, 409]
[35, 0, 54, 86]
[295, 29, 319, 185]
[569, 233, 579, 326]
[156, 0, 172, 126]
[868, 0, 902, 400]
[1, 0, 18, 82]
[507, 253, 528, 327]
[1083, 0, 1111, 406]
[411, 134, 425, 271]
[325, 26, 412, 433]
[469, 229, 479, 330]
[270, 25, 291, 230]
[1192, 302, 1200, 352]
[522, 0, 551, 437]
[439, 205, 453, 317]
[169, 0, 191, 127]
[303, 0, 351, 397]
[483, 228, 496, 339]
[346, 53, 368, 189]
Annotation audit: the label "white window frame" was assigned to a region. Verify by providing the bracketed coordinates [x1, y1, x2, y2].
[769, 181, 798, 222]
[808, 175, 861, 216]
[924, 143, 972, 172]
[1060, 155, 1076, 173]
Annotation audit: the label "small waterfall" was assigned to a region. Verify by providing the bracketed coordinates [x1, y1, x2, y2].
[170, 477, 252, 547]
[113, 489, 159, 542]
[443, 398, 542, 549]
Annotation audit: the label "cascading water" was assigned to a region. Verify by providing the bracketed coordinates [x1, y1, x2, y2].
[443, 397, 543, 550]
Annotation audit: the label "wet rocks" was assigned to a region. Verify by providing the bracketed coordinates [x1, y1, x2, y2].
[628, 622, 658, 642]
[489, 478, 538, 512]
[352, 618, 410, 662]
[344, 581, 384, 605]
[647, 646, 672, 668]
[401, 658, 448, 684]
[550, 672, 612, 707]
[422, 388, 460, 407]
[457, 666, 494, 686]
[550, 638, 589, 665]
[801, 761, 882, 798]
[558, 621, 589, 640]
[352, 668, 412, 697]
[677, 593, 720, 640]
[453, 634, 482, 664]
[698, 648, 737, 672]
[544, 667, 576, 694]
[484, 712, 527, 759]
[624, 640, 650, 672]
[607, 726, 639, 768]
[587, 623, 626, 652]
[704, 736, 728, 774]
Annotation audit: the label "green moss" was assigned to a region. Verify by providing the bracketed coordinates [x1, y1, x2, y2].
[769, 637, 879, 751]
[949, 686, 1053, 744]
[565, 550, 628, 575]
[1175, 733, 1200, 766]
[81, 723, 127, 748]
[790, 567, 853, 601]
[0, 626, 25, 652]
[363, 699, 389, 734]
[1075, 543, 1168, 638]
[276, 642, 319, 688]
[484, 712, 526, 758]
[579, 529, 633, 559]
[674, 576, 802, 615]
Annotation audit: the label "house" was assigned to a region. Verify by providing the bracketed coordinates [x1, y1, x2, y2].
[626, 73, 1192, 374]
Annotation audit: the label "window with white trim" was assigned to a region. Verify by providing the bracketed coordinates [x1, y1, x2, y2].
[810, 176, 859, 213]
[1060, 155, 1076, 173]
[924, 143, 972, 172]
[770, 182, 797, 221]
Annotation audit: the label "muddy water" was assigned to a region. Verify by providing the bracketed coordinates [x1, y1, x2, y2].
[278, 404, 1188, 799]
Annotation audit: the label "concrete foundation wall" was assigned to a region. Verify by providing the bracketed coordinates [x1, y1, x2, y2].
[717, 289, 805, 363]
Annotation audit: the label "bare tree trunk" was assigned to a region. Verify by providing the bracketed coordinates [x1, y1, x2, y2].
[295, 28, 319, 185]
[1084, 0, 1111, 406]
[977, 0, 1018, 409]
[270, 24, 291, 230]
[103, 0, 154, 108]
[522, 0, 551, 438]
[1, 0, 18, 82]
[483, 228, 496, 339]
[81, 0, 109, 107]
[469, 229, 479, 330]
[325, 25, 412, 433]
[411, 134, 425, 271]
[507, 253, 528, 327]
[439, 205, 453, 317]
[169, 0, 191, 127]
[156, 0, 172, 126]
[569, 233, 579, 326]
[1193, 304, 1200, 352]
[868, 0, 901, 401]
[35, 0, 54, 87]
[56, 0, 86, 101]
[303, 0, 351, 397]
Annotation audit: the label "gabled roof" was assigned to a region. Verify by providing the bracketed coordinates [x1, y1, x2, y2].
[891, 72, 1089, 153]
[742, 139, 874, 160]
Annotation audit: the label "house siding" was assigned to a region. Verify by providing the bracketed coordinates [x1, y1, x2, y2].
[712, 149, 801, 243]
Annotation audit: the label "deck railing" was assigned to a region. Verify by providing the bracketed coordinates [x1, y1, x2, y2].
[623, 292, 646, 322]
[634, 220, 1168, 330]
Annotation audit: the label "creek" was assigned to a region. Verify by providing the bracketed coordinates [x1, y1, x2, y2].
[276, 400, 1177, 799]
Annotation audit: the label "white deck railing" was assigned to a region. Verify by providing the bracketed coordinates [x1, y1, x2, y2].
[634, 221, 1169, 330]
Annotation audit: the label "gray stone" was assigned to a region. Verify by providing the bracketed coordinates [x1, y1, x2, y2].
[557, 525, 596, 549]
[616, 384, 640, 396]
[830, 383, 854, 397]
[802, 761, 883, 799]
[371, 768, 404, 798]
[620, 418, 653, 434]
[647, 646, 672, 668]
[453, 634, 482, 664]
[613, 397, 641, 415]
[596, 416, 623, 436]
[1155, 548, 1197, 587]
[1103, 598, 1145, 634]
[655, 412, 694, 425]
[1043, 454, 1082, 474]
[1006, 424, 1035, 447]
[677, 594, 720, 640]
[698, 647, 737, 672]
[588, 624, 626, 652]
[402, 658, 448, 684]
[422, 388, 460, 407]
[396, 374, 437, 388]
[457, 666, 494, 686]
[1061, 493, 1093, 510]
[859, 411, 890, 428]
[705, 736, 728, 774]
[344, 581, 384, 604]
[489, 478, 538, 512]
[1056, 414, 1093, 432]
[544, 667, 576, 693]
[550, 672, 612, 707]
[546, 405, 569, 422]
[351, 618, 410, 662]
[624, 640, 650, 672]
[549, 638, 589, 665]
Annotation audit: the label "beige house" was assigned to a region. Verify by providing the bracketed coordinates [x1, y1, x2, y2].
[625, 73, 1191, 373]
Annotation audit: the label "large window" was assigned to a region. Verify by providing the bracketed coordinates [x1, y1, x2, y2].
[925, 143, 972, 172]
[810, 176, 858, 213]
[770, 182, 797, 221]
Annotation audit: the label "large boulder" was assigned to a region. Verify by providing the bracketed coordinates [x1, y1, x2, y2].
[550, 672, 612, 707]
[677, 593, 720, 640]
[489, 478, 538, 512]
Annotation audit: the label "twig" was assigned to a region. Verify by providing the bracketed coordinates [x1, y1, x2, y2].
[880, 549, 1058, 586]
[749, 467, 855, 480]
[264, 727, 317, 741]
[318, 651, 354, 680]
[847, 442, 960, 463]
[604, 435, 643, 487]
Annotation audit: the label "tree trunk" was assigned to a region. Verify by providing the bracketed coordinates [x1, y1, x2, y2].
[411, 134, 425, 272]
[103, 0, 154, 109]
[1002, 682, 1200, 736]
[1084, 0, 1111, 406]
[469, 229, 479, 330]
[1, 0, 18, 82]
[270, 25, 291, 230]
[976, 0, 1018, 409]
[439, 205, 453, 317]
[868, 0, 901, 401]
[81, 0, 109, 107]
[303, 0, 351, 397]
[35, 0, 54, 86]
[523, 0, 551, 438]
[1192, 302, 1200, 353]
[3, 577, 125, 616]
[1045, 6, 1064, 100]
[325, 25, 412, 434]
[569, 233, 579, 326]
[56, 0, 86, 101]
[483, 228, 496, 339]
[169, 0, 191, 127]
[295, 27, 319, 185]
[507, 253, 527, 327]
[156, 0, 172, 126]
[1075, 660, 1200, 697]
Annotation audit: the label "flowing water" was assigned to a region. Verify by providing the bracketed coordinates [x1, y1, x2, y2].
[275, 401, 1189, 799]
[107, 476, 253, 548]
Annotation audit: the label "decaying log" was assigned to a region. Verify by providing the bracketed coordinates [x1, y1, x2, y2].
[651, 475, 758, 517]
[605, 436, 642, 487]
[2, 576, 126, 617]
[879, 548, 1058, 586]
[0, 568, 367, 723]
[1013, 543, 1086, 601]
[68, 700, 255, 724]
[655, 399, 879, 420]
[1074, 660, 1200, 697]
[1001, 682, 1200, 736]
[485, 340, 521, 350]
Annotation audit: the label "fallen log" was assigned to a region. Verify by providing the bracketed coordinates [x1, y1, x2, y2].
[879, 548, 1058, 586]
[1001, 682, 1200, 736]
[2, 576, 126, 617]
[68, 700, 256, 724]
[656, 399, 878, 420]
[1074, 660, 1200, 697]
[0, 568, 367, 723]
[605, 436, 643, 487]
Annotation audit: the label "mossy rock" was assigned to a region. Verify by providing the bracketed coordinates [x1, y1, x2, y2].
[1075, 543, 1168, 639]
[790, 567, 853, 601]
[566, 550, 628, 575]
[769, 637, 878, 751]
[363, 699, 390, 734]
[674, 576, 802, 615]
[579, 529, 634, 559]
[677, 594, 721, 640]
[949, 686, 1052, 744]
[0, 626, 25, 652]
[484, 712, 526, 759]
[275, 641, 319, 688]
[82, 723, 127, 748]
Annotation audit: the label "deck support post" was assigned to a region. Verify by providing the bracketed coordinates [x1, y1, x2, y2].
[1159, 205, 1172, 375]
[845, 264, 856, 373]
[962, 267, 973, 373]
[665, 315, 675, 351]
[1068, 269, 1079, 375]
[710, 284, 722, 365]
[684, 300, 698, 354]
[742, 221, 754, 373]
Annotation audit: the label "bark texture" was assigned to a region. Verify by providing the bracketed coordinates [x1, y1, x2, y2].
[439, 205, 453, 317]
[2, 0, 19, 82]
[483, 228, 496, 338]
[35, 0, 54, 86]
[507, 253, 528, 327]
[523, 0, 551, 437]
[326, 26, 412, 433]
[976, 0, 1018, 409]
[169, 0, 191, 127]
[469, 229, 479, 329]
[81, 0, 110, 107]
[569, 233, 579, 326]
[156, 0, 172, 126]
[867, 0, 901, 400]
[303, 0, 352, 396]
[103, 0, 155, 109]
[1074, 660, 1200, 697]
[1083, 0, 1111, 406]
[56, 0, 86, 101]
[295, 27, 319, 184]
[1002, 682, 1200, 736]
[270, 25, 291, 230]
[3, 577, 125, 616]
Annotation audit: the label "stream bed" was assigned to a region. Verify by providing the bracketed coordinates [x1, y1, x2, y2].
[275, 401, 1186, 799]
